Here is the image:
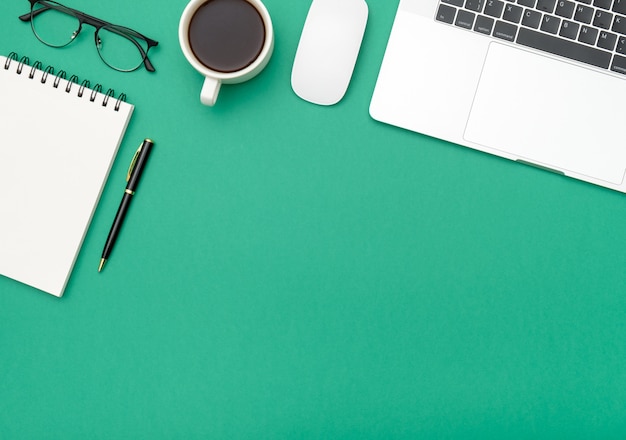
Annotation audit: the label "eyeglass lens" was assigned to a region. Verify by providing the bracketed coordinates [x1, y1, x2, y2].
[30, 1, 80, 47]
[97, 26, 149, 72]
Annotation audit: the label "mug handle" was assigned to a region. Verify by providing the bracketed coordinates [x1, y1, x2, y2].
[201, 77, 221, 106]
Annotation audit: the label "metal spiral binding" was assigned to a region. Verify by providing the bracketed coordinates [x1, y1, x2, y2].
[65, 75, 79, 93]
[17, 56, 29, 75]
[53, 70, 66, 89]
[90, 84, 103, 102]
[115, 93, 127, 111]
[78, 79, 90, 97]
[3, 52, 17, 70]
[103, 88, 114, 107]
[29, 61, 42, 79]
[4, 52, 128, 111]
[41, 65, 54, 84]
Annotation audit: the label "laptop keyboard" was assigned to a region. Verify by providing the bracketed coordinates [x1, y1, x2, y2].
[435, 0, 626, 75]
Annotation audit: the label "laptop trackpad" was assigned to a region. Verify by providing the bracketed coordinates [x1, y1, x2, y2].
[464, 43, 626, 184]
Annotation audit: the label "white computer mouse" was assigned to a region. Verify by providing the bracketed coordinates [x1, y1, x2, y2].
[291, 0, 368, 106]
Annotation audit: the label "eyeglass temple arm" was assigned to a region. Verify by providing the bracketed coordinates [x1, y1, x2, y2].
[18, 5, 50, 22]
[143, 57, 156, 72]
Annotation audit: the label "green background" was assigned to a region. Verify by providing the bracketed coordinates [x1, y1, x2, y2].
[2, 0, 626, 438]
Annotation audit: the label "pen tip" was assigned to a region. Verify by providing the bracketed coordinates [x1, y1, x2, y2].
[98, 258, 106, 272]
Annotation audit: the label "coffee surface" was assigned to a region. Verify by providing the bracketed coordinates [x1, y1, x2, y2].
[188, 0, 266, 73]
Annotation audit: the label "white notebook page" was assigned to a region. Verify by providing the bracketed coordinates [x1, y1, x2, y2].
[0, 55, 133, 297]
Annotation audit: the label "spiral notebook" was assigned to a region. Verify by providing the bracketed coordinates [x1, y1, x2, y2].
[0, 53, 134, 297]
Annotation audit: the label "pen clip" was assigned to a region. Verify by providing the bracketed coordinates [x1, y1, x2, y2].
[126, 143, 143, 182]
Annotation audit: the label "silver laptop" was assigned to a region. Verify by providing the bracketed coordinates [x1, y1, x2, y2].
[370, 0, 626, 192]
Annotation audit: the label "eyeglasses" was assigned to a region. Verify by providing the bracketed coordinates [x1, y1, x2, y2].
[18, 0, 158, 72]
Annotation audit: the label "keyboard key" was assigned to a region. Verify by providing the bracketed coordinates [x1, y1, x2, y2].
[493, 20, 519, 40]
[503, 3, 524, 22]
[574, 4, 594, 23]
[611, 54, 626, 73]
[618, 35, 626, 53]
[598, 30, 618, 49]
[615, 0, 626, 15]
[455, 9, 476, 28]
[442, 0, 465, 6]
[436, 3, 457, 23]
[474, 14, 495, 33]
[516, 27, 612, 68]
[465, 0, 485, 12]
[593, 0, 613, 10]
[522, 9, 543, 27]
[593, 10, 614, 29]
[555, 0, 575, 18]
[560, 20, 580, 38]
[484, 0, 505, 17]
[518, 0, 535, 6]
[613, 14, 626, 34]
[536, 0, 556, 13]
[579, 25, 599, 43]
[541, 14, 562, 32]
[578, 0, 592, 3]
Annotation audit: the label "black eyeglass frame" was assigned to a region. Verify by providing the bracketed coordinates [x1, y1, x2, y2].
[19, 0, 158, 72]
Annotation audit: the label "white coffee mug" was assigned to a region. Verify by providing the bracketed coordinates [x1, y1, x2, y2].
[179, 0, 274, 106]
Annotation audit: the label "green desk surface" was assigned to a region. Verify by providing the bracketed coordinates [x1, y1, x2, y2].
[2, 0, 626, 438]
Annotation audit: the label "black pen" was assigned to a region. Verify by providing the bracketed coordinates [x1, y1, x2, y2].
[99, 138, 155, 272]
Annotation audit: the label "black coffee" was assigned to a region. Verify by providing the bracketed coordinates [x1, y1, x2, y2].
[188, 0, 266, 73]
